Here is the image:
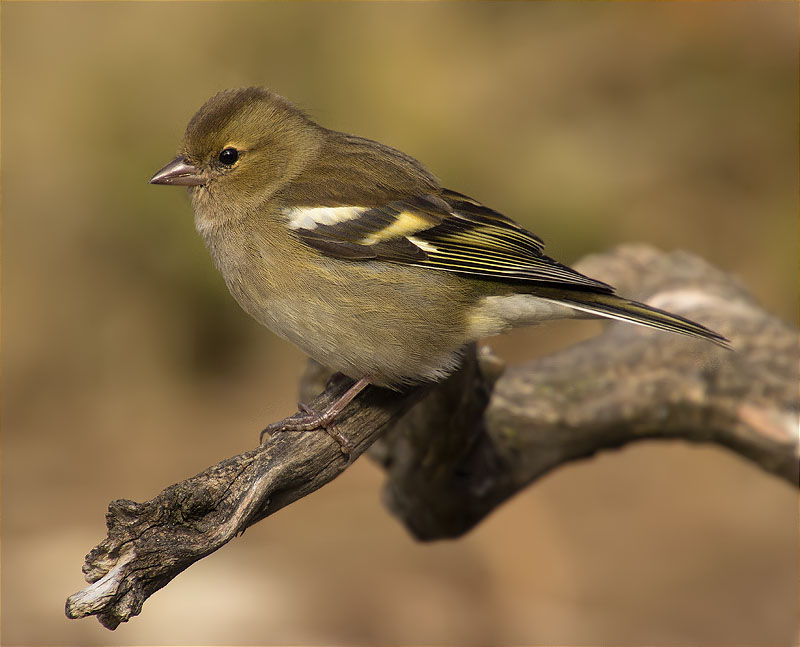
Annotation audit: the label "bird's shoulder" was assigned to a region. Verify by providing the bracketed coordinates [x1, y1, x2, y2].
[279, 131, 440, 208]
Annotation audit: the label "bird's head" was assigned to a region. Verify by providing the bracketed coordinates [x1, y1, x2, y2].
[150, 87, 322, 227]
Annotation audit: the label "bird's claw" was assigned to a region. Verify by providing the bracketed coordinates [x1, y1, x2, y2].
[260, 408, 354, 458]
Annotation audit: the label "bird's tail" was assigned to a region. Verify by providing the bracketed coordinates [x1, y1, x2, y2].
[539, 290, 730, 348]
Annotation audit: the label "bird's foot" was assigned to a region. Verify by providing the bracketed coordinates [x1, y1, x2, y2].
[259, 376, 370, 458]
[260, 403, 354, 456]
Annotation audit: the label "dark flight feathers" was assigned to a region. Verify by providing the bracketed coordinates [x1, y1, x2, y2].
[292, 188, 614, 292]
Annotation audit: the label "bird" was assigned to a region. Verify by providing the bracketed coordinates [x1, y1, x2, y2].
[150, 87, 728, 451]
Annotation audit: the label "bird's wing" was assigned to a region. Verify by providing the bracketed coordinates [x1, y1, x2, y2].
[286, 188, 613, 292]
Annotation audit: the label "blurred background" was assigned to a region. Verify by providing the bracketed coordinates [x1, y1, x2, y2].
[2, 2, 797, 645]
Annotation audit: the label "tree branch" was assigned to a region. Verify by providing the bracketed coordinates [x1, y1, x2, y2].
[66, 244, 799, 629]
[64, 378, 427, 629]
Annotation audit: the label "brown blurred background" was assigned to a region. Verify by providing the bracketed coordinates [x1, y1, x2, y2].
[2, 2, 797, 645]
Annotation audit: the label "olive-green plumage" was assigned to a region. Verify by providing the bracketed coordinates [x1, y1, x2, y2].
[151, 87, 728, 389]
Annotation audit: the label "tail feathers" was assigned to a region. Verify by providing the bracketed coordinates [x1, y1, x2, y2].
[543, 291, 730, 348]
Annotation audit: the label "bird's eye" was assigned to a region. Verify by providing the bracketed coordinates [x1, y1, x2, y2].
[218, 147, 239, 166]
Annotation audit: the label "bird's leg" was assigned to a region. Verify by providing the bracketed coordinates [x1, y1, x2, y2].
[260, 376, 370, 455]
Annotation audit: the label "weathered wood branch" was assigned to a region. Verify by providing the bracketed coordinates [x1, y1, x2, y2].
[64, 379, 428, 630]
[66, 244, 799, 629]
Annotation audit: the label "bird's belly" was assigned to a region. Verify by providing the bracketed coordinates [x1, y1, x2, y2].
[250, 292, 465, 387]
[212, 234, 472, 386]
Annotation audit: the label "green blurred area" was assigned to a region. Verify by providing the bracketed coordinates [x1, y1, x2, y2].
[2, 2, 797, 645]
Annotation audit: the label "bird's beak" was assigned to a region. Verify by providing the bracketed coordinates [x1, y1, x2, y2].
[149, 156, 205, 186]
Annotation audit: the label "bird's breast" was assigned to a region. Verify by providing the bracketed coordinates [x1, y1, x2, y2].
[197, 216, 476, 386]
